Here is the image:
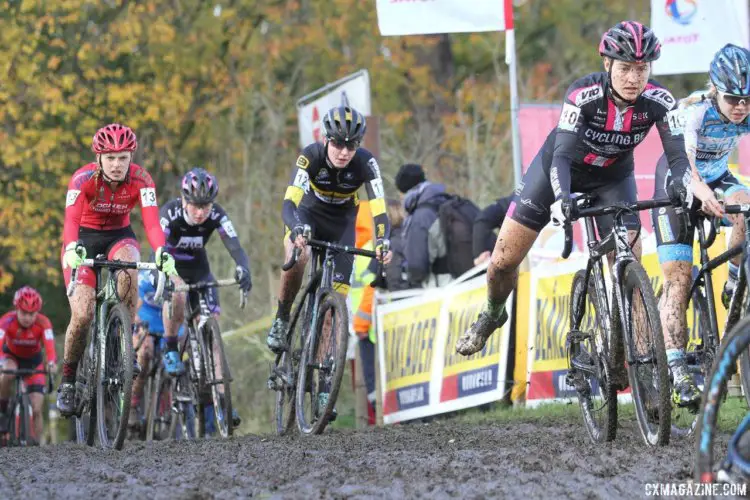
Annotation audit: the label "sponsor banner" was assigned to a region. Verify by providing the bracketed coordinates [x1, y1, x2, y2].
[526, 259, 582, 406]
[296, 70, 371, 148]
[376, 0, 512, 36]
[376, 275, 511, 424]
[651, 0, 750, 76]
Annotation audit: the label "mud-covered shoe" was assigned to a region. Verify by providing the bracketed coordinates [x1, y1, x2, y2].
[163, 351, 186, 376]
[266, 318, 288, 354]
[56, 382, 76, 417]
[455, 309, 508, 356]
[672, 372, 702, 408]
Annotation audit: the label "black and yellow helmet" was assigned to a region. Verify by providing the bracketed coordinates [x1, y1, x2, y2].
[322, 106, 367, 142]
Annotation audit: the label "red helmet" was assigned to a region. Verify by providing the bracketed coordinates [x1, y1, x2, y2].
[13, 286, 42, 313]
[92, 124, 138, 154]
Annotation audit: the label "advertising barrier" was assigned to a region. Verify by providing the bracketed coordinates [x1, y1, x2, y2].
[376, 274, 512, 424]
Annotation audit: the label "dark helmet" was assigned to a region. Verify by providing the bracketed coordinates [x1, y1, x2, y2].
[710, 44, 750, 96]
[181, 167, 218, 204]
[599, 21, 661, 63]
[322, 106, 367, 142]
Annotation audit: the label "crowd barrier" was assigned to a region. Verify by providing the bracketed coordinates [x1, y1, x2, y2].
[372, 227, 730, 422]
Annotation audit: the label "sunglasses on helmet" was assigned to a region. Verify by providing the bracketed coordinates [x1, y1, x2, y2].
[721, 92, 749, 107]
[329, 138, 360, 151]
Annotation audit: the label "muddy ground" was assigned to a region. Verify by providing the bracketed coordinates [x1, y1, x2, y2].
[0, 418, 720, 499]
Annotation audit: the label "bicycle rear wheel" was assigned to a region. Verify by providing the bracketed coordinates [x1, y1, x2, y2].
[146, 367, 173, 441]
[623, 262, 671, 446]
[168, 373, 196, 441]
[696, 315, 750, 482]
[274, 292, 309, 436]
[567, 269, 618, 443]
[203, 318, 233, 438]
[97, 303, 134, 449]
[296, 291, 349, 435]
[74, 339, 97, 446]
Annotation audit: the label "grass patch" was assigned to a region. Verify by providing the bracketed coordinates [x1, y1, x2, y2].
[449, 395, 748, 435]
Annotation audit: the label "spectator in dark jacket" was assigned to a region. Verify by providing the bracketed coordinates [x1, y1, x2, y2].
[472, 195, 514, 265]
[396, 163, 452, 288]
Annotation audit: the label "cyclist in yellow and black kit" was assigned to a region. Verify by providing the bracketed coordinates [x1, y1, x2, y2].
[266, 105, 392, 358]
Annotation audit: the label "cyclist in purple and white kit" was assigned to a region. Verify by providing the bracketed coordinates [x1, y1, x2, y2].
[455, 22, 705, 387]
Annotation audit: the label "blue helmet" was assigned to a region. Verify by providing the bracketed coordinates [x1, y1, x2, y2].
[710, 44, 750, 96]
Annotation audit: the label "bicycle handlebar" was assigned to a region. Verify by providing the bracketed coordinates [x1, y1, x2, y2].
[0, 368, 50, 376]
[67, 248, 166, 301]
[165, 278, 247, 316]
[281, 224, 389, 277]
[561, 198, 673, 259]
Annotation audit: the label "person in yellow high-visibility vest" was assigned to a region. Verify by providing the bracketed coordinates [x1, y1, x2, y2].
[351, 199, 378, 425]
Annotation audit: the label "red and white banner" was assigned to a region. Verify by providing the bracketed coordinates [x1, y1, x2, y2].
[376, 0, 513, 36]
[651, 0, 750, 75]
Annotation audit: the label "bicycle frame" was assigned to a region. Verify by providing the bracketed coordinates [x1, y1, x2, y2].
[171, 279, 242, 387]
[688, 207, 750, 337]
[571, 208, 638, 376]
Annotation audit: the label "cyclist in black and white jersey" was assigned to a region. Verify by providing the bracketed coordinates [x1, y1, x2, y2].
[159, 168, 252, 374]
[456, 22, 700, 372]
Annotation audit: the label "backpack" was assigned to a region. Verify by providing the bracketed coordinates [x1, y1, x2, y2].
[433, 195, 481, 278]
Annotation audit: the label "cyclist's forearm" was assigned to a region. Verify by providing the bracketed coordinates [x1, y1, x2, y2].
[550, 157, 572, 199]
[282, 197, 303, 232]
[223, 237, 250, 270]
[142, 205, 167, 250]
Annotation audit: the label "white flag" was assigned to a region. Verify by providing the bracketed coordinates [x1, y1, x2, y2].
[651, 0, 749, 75]
[376, 0, 512, 36]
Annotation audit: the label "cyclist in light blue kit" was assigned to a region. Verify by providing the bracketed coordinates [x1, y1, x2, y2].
[652, 44, 750, 408]
[129, 270, 185, 430]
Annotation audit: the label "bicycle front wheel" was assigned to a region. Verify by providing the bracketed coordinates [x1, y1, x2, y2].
[96, 303, 134, 450]
[203, 318, 233, 438]
[18, 393, 32, 445]
[74, 338, 97, 446]
[623, 262, 671, 446]
[567, 269, 618, 443]
[296, 291, 349, 435]
[275, 292, 309, 436]
[696, 315, 750, 482]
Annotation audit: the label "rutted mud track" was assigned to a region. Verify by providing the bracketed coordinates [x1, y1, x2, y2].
[0, 418, 705, 499]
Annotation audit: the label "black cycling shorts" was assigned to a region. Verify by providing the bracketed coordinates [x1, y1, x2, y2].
[284, 204, 357, 295]
[652, 154, 749, 262]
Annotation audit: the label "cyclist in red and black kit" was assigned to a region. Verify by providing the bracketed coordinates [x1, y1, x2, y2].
[0, 287, 57, 442]
[56, 124, 177, 416]
[456, 22, 700, 370]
